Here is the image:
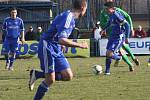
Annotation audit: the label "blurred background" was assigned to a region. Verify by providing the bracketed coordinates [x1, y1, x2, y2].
[0, 0, 150, 40]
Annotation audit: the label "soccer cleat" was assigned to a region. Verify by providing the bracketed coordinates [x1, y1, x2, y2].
[134, 59, 140, 66]
[104, 72, 111, 75]
[29, 69, 36, 91]
[8, 62, 14, 71]
[8, 67, 14, 71]
[5, 60, 10, 69]
[5, 62, 10, 69]
[114, 60, 119, 67]
[129, 67, 134, 72]
[104, 69, 111, 75]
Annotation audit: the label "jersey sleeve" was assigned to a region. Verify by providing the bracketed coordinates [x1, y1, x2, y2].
[58, 29, 72, 38]
[116, 8, 133, 30]
[57, 13, 74, 38]
[114, 11, 125, 22]
[2, 19, 6, 31]
[124, 22, 131, 38]
[2, 19, 7, 36]
[20, 19, 25, 32]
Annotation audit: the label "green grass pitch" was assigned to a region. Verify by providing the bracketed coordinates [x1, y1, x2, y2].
[0, 56, 150, 100]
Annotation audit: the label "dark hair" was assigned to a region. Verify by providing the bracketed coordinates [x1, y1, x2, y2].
[73, 0, 87, 10]
[10, 7, 17, 12]
[104, 2, 115, 8]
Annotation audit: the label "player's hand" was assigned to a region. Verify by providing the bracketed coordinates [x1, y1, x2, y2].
[131, 29, 135, 37]
[61, 45, 66, 53]
[79, 41, 88, 49]
[100, 30, 106, 35]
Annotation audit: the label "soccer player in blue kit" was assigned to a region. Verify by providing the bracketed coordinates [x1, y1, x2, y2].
[2, 8, 25, 71]
[29, 0, 88, 99]
[102, 3, 132, 75]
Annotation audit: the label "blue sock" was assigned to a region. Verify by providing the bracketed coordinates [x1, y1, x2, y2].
[111, 54, 121, 60]
[34, 81, 49, 100]
[105, 58, 112, 73]
[9, 57, 15, 67]
[6, 58, 10, 64]
[55, 73, 62, 81]
[35, 71, 45, 79]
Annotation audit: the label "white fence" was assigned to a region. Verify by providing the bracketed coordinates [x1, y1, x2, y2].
[99, 37, 150, 56]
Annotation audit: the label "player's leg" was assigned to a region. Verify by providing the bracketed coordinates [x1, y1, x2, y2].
[8, 52, 16, 70]
[122, 43, 140, 66]
[34, 73, 55, 100]
[55, 55, 73, 81]
[29, 40, 45, 91]
[29, 57, 73, 91]
[34, 40, 56, 99]
[8, 39, 19, 70]
[114, 47, 131, 67]
[114, 49, 123, 67]
[105, 36, 127, 75]
[105, 40, 122, 75]
[2, 40, 10, 69]
[5, 54, 10, 69]
[119, 48, 134, 71]
[56, 68, 73, 81]
[105, 50, 113, 75]
[33, 45, 73, 99]
[29, 68, 45, 91]
[29, 51, 47, 87]
[105, 51, 121, 75]
[29, 55, 73, 84]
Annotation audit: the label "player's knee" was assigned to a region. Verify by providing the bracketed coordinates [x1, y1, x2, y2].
[45, 73, 56, 86]
[62, 73, 73, 81]
[106, 51, 113, 57]
[45, 79, 55, 86]
[60, 68, 73, 81]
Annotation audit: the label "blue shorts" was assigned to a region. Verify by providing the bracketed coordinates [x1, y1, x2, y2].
[38, 39, 70, 73]
[2, 38, 19, 54]
[107, 34, 125, 52]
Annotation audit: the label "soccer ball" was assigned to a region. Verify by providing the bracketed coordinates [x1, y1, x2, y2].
[92, 65, 103, 75]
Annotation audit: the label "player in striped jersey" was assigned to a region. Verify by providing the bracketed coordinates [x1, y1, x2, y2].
[29, 0, 88, 100]
[99, 1, 139, 69]
[101, 2, 132, 75]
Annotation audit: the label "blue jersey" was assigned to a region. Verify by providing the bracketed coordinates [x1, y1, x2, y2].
[3, 17, 24, 39]
[41, 10, 75, 42]
[38, 10, 75, 73]
[105, 11, 128, 52]
[105, 11, 130, 39]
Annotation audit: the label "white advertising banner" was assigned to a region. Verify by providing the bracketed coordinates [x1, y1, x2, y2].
[99, 37, 150, 56]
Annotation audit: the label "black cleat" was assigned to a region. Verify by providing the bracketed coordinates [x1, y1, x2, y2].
[134, 59, 140, 66]
[129, 66, 134, 72]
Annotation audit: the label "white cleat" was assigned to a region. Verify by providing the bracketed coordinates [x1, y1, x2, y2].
[5, 61, 10, 69]
[29, 69, 36, 91]
[5, 64, 10, 70]
[8, 67, 14, 71]
[104, 72, 111, 75]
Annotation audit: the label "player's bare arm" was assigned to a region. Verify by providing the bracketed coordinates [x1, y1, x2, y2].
[21, 31, 26, 44]
[59, 38, 88, 49]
